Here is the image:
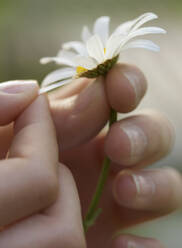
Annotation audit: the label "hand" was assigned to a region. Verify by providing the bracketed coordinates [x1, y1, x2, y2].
[0, 81, 86, 248]
[49, 64, 180, 248]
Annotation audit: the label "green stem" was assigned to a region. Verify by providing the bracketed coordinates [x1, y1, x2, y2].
[83, 108, 117, 232]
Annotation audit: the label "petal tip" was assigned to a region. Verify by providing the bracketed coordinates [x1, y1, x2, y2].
[40, 57, 49, 64]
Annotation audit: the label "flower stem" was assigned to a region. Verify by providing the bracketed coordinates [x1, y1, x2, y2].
[83, 108, 117, 232]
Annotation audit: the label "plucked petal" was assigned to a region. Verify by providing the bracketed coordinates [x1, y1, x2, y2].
[62, 41, 87, 56]
[122, 39, 160, 52]
[42, 68, 76, 87]
[74, 55, 98, 70]
[86, 35, 105, 63]
[93, 16, 110, 46]
[40, 79, 72, 94]
[82, 26, 92, 43]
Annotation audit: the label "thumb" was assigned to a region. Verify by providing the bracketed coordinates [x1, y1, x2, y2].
[0, 80, 39, 125]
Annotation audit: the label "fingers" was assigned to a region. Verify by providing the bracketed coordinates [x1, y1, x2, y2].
[0, 81, 39, 159]
[0, 80, 39, 125]
[50, 64, 147, 150]
[111, 234, 165, 248]
[0, 166, 86, 248]
[113, 167, 182, 213]
[0, 95, 59, 226]
[105, 110, 174, 167]
[106, 63, 147, 113]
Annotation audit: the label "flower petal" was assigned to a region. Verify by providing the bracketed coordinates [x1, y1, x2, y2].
[82, 26, 92, 43]
[40, 79, 72, 94]
[105, 34, 124, 59]
[42, 68, 76, 87]
[86, 35, 105, 63]
[93, 16, 110, 46]
[62, 41, 87, 56]
[114, 26, 165, 55]
[122, 39, 160, 52]
[112, 12, 158, 36]
[40, 57, 62, 64]
[132, 13, 158, 31]
[129, 26, 166, 39]
[57, 50, 77, 66]
[74, 55, 98, 70]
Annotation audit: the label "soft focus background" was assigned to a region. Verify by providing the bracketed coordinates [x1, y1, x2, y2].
[0, 0, 182, 247]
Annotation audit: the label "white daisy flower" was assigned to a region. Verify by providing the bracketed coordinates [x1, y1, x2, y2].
[40, 12, 166, 94]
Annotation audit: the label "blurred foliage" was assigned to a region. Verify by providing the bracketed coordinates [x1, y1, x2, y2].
[0, 0, 181, 83]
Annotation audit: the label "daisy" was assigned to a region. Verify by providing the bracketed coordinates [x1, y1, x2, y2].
[40, 12, 166, 94]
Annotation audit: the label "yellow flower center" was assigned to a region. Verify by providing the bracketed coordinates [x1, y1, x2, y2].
[76, 66, 88, 76]
[104, 48, 106, 54]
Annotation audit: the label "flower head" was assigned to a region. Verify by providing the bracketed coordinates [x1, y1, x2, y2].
[40, 12, 166, 93]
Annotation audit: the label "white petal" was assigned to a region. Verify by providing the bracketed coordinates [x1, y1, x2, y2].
[57, 50, 77, 66]
[122, 39, 160, 52]
[112, 12, 158, 36]
[112, 20, 135, 36]
[40, 79, 72, 94]
[74, 55, 98, 70]
[93, 16, 110, 46]
[129, 27, 166, 39]
[42, 68, 76, 87]
[86, 35, 105, 63]
[40, 57, 61, 64]
[115, 26, 165, 55]
[132, 13, 158, 31]
[105, 34, 124, 59]
[82, 26, 92, 43]
[62, 41, 87, 56]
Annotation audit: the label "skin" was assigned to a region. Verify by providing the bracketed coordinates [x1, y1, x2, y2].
[0, 64, 181, 247]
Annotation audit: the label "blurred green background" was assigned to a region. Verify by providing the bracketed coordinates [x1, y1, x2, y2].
[0, 0, 182, 247]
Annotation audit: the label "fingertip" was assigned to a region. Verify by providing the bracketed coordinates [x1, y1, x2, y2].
[106, 63, 147, 113]
[0, 80, 39, 125]
[105, 121, 131, 165]
[105, 111, 175, 167]
[112, 170, 137, 207]
[113, 167, 182, 212]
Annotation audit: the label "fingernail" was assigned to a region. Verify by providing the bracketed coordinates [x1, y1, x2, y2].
[132, 174, 156, 196]
[115, 171, 156, 206]
[120, 122, 148, 165]
[127, 241, 143, 248]
[114, 171, 137, 204]
[123, 70, 145, 105]
[0, 80, 38, 94]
